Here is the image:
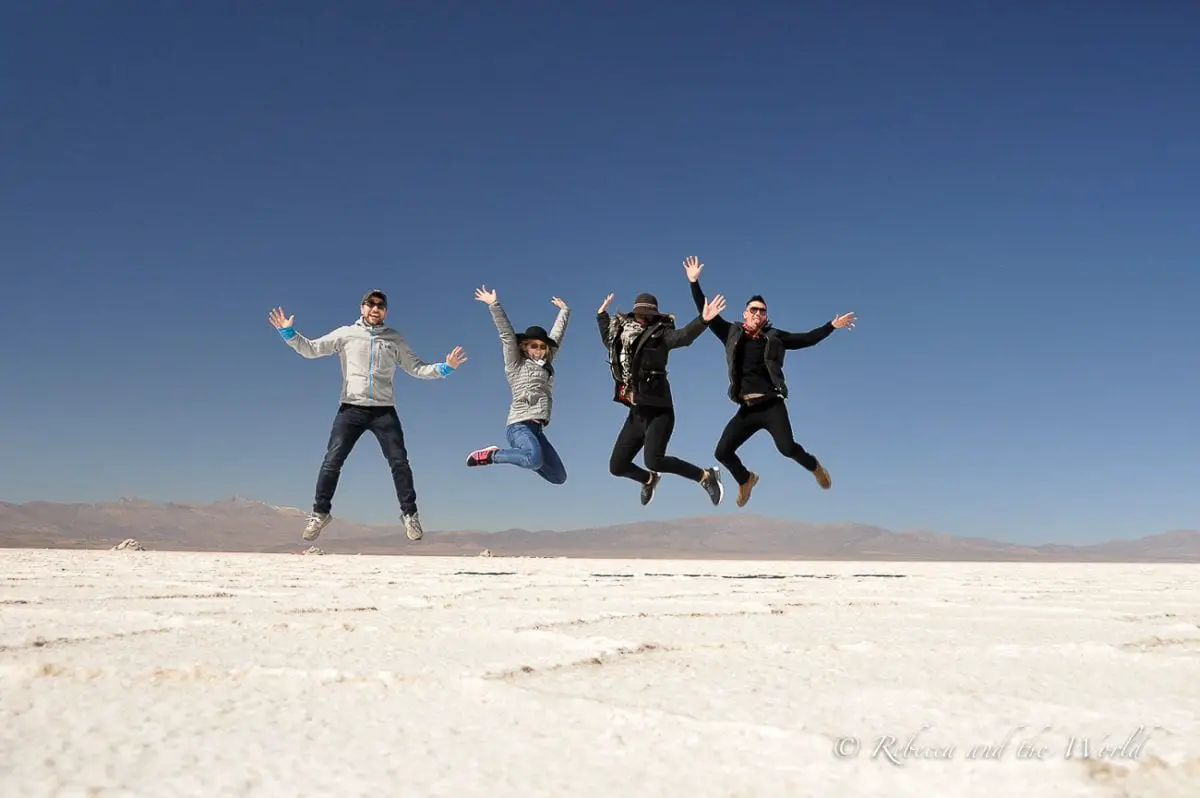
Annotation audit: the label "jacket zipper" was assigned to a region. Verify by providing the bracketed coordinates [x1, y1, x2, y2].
[367, 328, 375, 399]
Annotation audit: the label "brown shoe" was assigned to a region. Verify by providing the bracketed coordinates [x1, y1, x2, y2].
[736, 472, 759, 507]
[812, 462, 832, 489]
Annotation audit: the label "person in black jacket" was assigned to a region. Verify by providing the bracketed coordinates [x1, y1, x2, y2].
[597, 289, 728, 506]
[682, 256, 857, 507]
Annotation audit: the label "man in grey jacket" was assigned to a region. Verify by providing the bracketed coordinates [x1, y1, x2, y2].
[465, 285, 569, 483]
[268, 289, 468, 542]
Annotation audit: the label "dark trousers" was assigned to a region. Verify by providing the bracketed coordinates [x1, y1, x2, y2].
[714, 397, 818, 485]
[313, 403, 417, 516]
[609, 405, 705, 484]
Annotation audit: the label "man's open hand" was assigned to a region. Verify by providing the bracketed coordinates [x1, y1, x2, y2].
[268, 307, 294, 329]
[832, 312, 857, 330]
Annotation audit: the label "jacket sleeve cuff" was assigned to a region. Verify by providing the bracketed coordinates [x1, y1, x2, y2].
[435, 362, 453, 377]
[278, 327, 297, 341]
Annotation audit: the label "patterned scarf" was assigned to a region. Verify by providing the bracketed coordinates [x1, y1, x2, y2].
[609, 315, 645, 388]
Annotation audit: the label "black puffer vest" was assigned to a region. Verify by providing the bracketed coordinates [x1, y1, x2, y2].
[724, 323, 788, 403]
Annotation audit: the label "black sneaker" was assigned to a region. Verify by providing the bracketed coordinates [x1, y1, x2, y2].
[700, 467, 724, 506]
[640, 472, 661, 505]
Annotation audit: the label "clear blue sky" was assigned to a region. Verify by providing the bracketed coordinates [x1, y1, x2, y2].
[2, 1, 1197, 544]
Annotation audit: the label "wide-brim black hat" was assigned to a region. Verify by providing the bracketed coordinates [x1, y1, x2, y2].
[632, 292, 665, 318]
[516, 325, 558, 348]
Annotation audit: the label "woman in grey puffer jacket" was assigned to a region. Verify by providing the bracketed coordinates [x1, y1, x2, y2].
[465, 285, 570, 484]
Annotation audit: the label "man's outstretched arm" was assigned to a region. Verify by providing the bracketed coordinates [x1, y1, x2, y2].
[270, 306, 344, 358]
[779, 312, 856, 349]
[778, 322, 835, 350]
[392, 333, 467, 379]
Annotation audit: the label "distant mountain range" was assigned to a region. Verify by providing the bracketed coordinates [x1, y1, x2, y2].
[1, 496, 1197, 562]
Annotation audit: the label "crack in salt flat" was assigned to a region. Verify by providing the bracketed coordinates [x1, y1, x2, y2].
[282, 606, 379, 615]
[515, 608, 784, 632]
[5, 662, 422, 686]
[114, 592, 236, 600]
[0, 627, 176, 653]
[1119, 636, 1200, 652]
[484, 642, 670, 680]
[1115, 612, 1182, 622]
[452, 571, 518, 576]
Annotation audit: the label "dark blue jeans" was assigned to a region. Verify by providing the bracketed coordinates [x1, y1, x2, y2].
[314, 403, 417, 516]
[492, 420, 567, 484]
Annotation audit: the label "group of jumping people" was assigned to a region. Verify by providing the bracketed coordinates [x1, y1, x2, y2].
[268, 256, 857, 542]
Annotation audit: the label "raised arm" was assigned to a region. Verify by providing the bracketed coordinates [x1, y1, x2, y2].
[683, 257, 732, 342]
[548, 297, 570, 347]
[488, 302, 522, 368]
[474, 286, 520, 368]
[595, 292, 615, 348]
[269, 306, 345, 358]
[665, 292, 727, 349]
[689, 278, 732, 342]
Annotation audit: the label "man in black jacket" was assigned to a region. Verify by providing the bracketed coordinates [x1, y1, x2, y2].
[682, 256, 857, 507]
[597, 289, 728, 506]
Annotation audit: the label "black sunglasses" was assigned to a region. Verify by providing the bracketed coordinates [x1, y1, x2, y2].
[363, 300, 387, 308]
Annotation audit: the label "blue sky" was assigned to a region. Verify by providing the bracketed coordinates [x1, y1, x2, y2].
[2, 1, 1197, 544]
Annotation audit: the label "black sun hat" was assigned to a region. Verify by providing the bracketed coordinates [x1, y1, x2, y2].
[516, 325, 558, 348]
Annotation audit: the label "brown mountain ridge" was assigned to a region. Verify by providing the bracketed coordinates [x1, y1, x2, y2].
[1, 496, 1197, 562]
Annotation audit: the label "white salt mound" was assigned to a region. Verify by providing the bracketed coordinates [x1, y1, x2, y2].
[110, 538, 145, 551]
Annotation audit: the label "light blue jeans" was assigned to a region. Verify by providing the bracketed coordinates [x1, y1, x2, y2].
[491, 421, 567, 484]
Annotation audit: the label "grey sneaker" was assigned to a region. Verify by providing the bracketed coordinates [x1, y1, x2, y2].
[640, 472, 661, 506]
[700, 467, 724, 506]
[402, 512, 423, 541]
[303, 512, 331, 541]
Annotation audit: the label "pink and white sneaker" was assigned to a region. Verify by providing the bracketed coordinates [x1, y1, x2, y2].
[466, 446, 499, 467]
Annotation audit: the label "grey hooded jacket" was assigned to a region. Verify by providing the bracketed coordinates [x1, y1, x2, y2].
[488, 301, 569, 426]
[279, 317, 454, 406]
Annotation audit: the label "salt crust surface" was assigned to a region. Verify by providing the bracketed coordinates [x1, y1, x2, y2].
[1, 549, 1197, 797]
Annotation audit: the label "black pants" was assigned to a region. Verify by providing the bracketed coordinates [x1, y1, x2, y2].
[609, 405, 705, 484]
[314, 403, 417, 516]
[714, 397, 818, 485]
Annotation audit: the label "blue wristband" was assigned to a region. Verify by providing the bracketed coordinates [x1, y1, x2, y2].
[435, 362, 453, 377]
[278, 327, 296, 341]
